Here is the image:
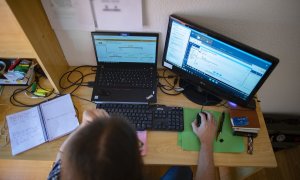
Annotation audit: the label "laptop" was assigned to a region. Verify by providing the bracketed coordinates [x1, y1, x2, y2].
[91, 31, 159, 104]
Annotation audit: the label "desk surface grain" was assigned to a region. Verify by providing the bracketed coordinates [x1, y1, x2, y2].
[0, 68, 277, 167]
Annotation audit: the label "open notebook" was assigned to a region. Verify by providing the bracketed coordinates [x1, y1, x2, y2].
[6, 94, 79, 156]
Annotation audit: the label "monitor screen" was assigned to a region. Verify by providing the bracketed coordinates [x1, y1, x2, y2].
[92, 32, 158, 64]
[162, 15, 279, 107]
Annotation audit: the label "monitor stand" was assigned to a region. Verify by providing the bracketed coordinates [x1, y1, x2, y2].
[179, 79, 222, 106]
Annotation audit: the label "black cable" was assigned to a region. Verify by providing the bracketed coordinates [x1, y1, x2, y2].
[9, 72, 45, 107]
[158, 85, 182, 96]
[157, 82, 173, 90]
[9, 65, 96, 107]
[71, 94, 95, 104]
[68, 73, 96, 94]
[10, 84, 35, 107]
[9, 81, 59, 107]
[60, 66, 90, 88]
[157, 69, 182, 96]
[67, 73, 96, 86]
[157, 69, 176, 79]
[58, 66, 97, 104]
[59, 66, 95, 87]
[59, 66, 96, 95]
[59, 70, 84, 90]
[66, 70, 84, 87]
[162, 69, 177, 88]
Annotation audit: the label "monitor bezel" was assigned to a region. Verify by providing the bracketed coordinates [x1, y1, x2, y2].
[162, 15, 279, 107]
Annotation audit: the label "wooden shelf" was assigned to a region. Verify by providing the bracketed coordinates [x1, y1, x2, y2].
[0, 0, 69, 92]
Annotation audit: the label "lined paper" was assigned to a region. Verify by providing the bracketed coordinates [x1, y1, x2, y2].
[6, 107, 45, 156]
[40, 94, 79, 140]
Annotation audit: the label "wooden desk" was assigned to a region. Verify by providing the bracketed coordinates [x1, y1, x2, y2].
[0, 68, 277, 168]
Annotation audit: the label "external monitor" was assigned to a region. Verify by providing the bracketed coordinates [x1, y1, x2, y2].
[162, 15, 279, 108]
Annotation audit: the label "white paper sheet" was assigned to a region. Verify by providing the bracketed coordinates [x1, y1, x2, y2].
[40, 94, 79, 140]
[6, 107, 46, 156]
[93, 0, 142, 31]
[41, 0, 95, 31]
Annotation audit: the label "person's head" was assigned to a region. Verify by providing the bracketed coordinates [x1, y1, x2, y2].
[61, 117, 143, 180]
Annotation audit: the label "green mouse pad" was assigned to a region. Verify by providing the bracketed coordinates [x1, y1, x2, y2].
[178, 108, 245, 153]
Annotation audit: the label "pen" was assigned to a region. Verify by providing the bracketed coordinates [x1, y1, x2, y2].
[216, 111, 225, 141]
[8, 58, 20, 71]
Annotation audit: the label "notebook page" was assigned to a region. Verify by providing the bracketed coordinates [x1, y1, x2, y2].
[6, 107, 46, 156]
[40, 94, 79, 141]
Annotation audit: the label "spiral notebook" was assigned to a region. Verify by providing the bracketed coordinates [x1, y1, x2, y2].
[6, 94, 79, 156]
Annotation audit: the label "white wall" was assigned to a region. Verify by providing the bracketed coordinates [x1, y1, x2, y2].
[52, 0, 300, 115]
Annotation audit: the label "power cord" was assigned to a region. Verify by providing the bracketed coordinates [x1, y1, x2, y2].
[58, 65, 96, 103]
[59, 65, 96, 94]
[157, 69, 182, 96]
[9, 71, 57, 107]
[9, 65, 96, 107]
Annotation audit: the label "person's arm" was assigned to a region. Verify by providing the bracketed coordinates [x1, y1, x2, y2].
[192, 112, 217, 180]
[55, 109, 109, 161]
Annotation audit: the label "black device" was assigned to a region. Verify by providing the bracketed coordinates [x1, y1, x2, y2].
[162, 15, 279, 107]
[91, 31, 159, 104]
[97, 103, 184, 131]
[216, 111, 225, 140]
[196, 113, 202, 126]
[264, 114, 300, 150]
[196, 112, 207, 127]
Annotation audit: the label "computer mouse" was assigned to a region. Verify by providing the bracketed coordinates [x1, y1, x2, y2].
[196, 112, 207, 127]
[196, 112, 202, 127]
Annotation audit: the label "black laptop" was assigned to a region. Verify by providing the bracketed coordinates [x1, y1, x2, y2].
[91, 31, 159, 104]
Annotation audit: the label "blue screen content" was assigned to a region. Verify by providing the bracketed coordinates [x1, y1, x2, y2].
[93, 35, 157, 63]
[165, 21, 272, 100]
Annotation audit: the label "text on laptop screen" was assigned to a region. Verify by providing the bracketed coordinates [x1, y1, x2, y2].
[165, 21, 272, 99]
[93, 35, 157, 63]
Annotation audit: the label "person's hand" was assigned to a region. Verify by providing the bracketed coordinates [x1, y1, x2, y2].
[191, 112, 217, 147]
[82, 109, 110, 126]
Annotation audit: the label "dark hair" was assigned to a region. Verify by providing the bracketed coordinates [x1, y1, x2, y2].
[61, 117, 143, 180]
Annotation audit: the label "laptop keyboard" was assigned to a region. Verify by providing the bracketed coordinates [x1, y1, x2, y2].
[97, 103, 184, 131]
[97, 67, 154, 89]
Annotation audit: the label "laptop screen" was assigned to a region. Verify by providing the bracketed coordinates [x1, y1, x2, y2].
[92, 32, 158, 64]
